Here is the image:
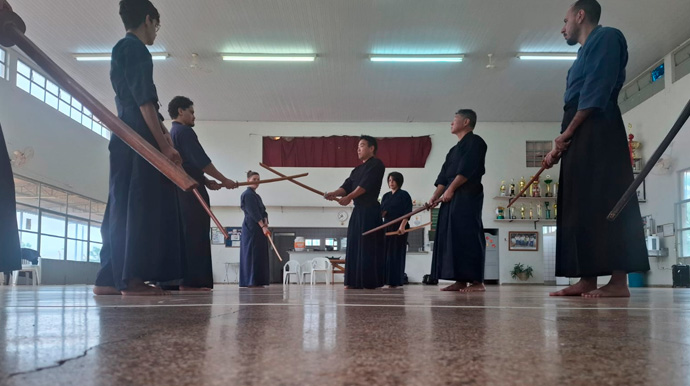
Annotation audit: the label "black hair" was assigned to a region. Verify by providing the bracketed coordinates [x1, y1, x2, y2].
[455, 109, 477, 128]
[119, 0, 160, 31]
[572, 0, 601, 25]
[247, 170, 260, 179]
[168, 96, 193, 119]
[359, 135, 378, 154]
[388, 172, 404, 189]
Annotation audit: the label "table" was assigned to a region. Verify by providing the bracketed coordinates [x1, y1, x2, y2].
[329, 259, 345, 284]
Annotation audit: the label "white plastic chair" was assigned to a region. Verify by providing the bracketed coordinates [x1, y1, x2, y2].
[283, 260, 302, 285]
[307, 257, 333, 285]
[13, 257, 41, 286]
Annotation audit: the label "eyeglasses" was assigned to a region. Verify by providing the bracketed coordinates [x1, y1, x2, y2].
[155, 23, 161, 32]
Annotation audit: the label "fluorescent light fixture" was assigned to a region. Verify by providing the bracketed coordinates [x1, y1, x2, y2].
[369, 54, 464, 62]
[222, 54, 316, 62]
[73, 53, 169, 61]
[517, 53, 577, 61]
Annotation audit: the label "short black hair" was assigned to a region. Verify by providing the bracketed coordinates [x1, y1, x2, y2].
[388, 172, 404, 188]
[455, 109, 477, 128]
[247, 170, 260, 179]
[572, 0, 601, 25]
[168, 96, 193, 119]
[119, 0, 160, 31]
[359, 135, 378, 154]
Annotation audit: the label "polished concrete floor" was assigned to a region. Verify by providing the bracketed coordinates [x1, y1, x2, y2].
[1, 284, 689, 386]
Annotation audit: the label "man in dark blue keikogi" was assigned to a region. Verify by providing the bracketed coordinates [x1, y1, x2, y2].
[325, 136, 386, 289]
[543, 0, 648, 298]
[168, 96, 238, 291]
[428, 109, 487, 293]
[94, 0, 184, 296]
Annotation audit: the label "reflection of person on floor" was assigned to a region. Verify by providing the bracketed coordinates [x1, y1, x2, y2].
[428, 110, 487, 293]
[543, 0, 648, 298]
[240, 171, 270, 288]
[94, 0, 184, 296]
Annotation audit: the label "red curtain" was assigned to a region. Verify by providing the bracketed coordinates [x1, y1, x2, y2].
[262, 136, 432, 168]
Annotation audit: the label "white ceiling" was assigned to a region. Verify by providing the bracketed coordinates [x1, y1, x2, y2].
[10, 0, 690, 122]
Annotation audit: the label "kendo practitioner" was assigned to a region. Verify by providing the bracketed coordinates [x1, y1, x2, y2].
[168, 96, 238, 291]
[94, 0, 184, 296]
[240, 171, 270, 288]
[380, 172, 412, 288]
[428, 109, 487, 293]
[544, 0, 648, 298]
[325, 136, 386, 289]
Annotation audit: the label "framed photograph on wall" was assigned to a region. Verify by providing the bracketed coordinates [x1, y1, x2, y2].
[509, 231, 539, 251]
[634, 173, 646, 202]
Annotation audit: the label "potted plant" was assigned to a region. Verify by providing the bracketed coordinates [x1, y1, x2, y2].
[510, 263, 534, 281]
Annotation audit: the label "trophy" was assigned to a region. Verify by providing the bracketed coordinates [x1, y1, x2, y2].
[500, 180, 507, 197]
[545, 202, 551, 220]
[544, 175, 554, 197]
[509, 206, 516, 219]
[496, 207, 505, 219]
[520, 205, 526, 219]
[554, 182, 559, 197]
[519, 176, 527, 197]
[529, 204, 534, 220]
[537, 203, 542, 219]
[531, 176, 541, 197]
[509, 179, 516, 197]
[554, 204, 557, 219]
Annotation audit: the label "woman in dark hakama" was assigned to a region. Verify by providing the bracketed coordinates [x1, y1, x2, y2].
[239, 171, 270, 288]
[380, 172, 412, 288]
[325, 136, 386, 289]
[0, 124, 21, 285]
[93, 0, 183, 295]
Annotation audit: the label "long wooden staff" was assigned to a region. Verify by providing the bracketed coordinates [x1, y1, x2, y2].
[363, 200, 441, 236]
[260, 163, 325, 196]
[0, 10, 230, 239]
[608, 99, 690, 221]
[386, 222, 432, 236]
[266, 234, 283, 262]
[507, 166, 546, 208]
[236, 173, 308, 187]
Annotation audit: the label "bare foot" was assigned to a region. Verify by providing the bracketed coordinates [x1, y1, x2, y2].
[122, 281, 170, 296]
[582, 283, 630, 298]
[441, 282, 467, 291]
[460, 283, 486, 293]
[179, 286, 213, 292]
[386, 285, 399, 289]
[93, 286, 121, 295]
[550, 279, 597, 296]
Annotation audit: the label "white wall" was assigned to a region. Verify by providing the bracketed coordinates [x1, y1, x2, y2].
[621, 53, 690, 286]
[196, 120, 560, 284]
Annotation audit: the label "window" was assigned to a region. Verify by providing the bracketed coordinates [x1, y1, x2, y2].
[526, 141, 553, 167]
[305, 239, 321, 247]
[674, 41, 690, 83]
[0, 47, 7, 80]
[678, 169, 690, 258]
[13, 175, 107, 263]
[619, 60, 665, 114]
[15, 60, 111, 140]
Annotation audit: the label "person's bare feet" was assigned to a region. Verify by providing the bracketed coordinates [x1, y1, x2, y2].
[93, 286, 121, 295]
[179, 286, 213, 292]
[344, 286, 354, 290]
[460, 283, 486, 293]
[386, 285, 399, 289]
[121, 280, 170, 296]
[549, 278, 597, 296]
[581, 283, 630, 298]
[441, 282, 467, 291]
